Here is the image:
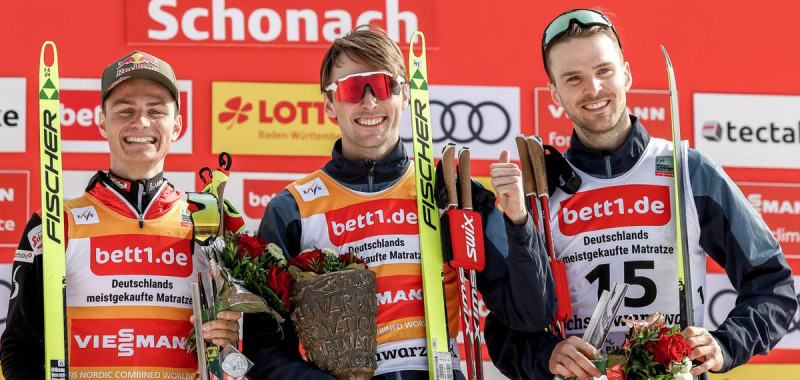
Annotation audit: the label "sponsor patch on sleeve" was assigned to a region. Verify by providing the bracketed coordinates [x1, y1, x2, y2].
[27, 224, 44, 254]
[14, 249, 35, 263]
[71, 205, 100, 225]
[294, 177, 329, 202]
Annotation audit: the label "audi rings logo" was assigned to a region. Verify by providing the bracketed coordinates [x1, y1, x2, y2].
[399, 85, 520, 159]
[401, 100, 511, 144]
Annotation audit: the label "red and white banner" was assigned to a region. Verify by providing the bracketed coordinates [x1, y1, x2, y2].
[125, 0, 436, 48]
[0, 78, 26, 153]
[0, 171, 29, 263]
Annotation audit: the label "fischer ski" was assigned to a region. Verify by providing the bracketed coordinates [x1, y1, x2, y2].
[408, 31, 453, 380]
[39, 41, 68, 380]
[661, 45, 695, 331]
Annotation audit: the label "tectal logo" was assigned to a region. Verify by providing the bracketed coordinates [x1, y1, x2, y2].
[219, 96, 252, 129]
[703, 120, 800, 144]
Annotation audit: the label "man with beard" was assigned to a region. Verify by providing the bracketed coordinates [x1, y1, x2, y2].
[484, 9, 797, 380]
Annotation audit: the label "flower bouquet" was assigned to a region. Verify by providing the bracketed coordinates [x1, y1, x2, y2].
[593, 313, 693, 380]
[288, 248, 378, 380]
[187, 231, 292, 378]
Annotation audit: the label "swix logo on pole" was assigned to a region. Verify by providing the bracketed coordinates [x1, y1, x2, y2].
[461, 214, 477, 262]
[558, 185, 671, 236]
[127, 0, 432, 47]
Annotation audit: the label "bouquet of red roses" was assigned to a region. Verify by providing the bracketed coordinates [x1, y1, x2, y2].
[287, 247, 367, 278]
[596, 313, 693, 380]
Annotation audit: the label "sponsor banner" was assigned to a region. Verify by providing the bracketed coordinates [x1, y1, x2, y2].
[326, 199, 419, 246]
[63, 170, 195, 201]
[70, 318, 195, 368]
[739, 182, 800, 266]
[0, 171, 29, 263]
[126, 0, 434, 48]
[222, 172, 305, 233]
[58, 78, 193, 154]
[398, 85, 521, 160]
[694, 93, 800, 169]
[704, 272, 800, 355]
[375, 275, 424, 324]
[535, 88, 671, 152]
[89, 235, 193, 277]
[211, 82, 339, 156]
[557, 185, 671, 236]
[0, 78, 26, 153]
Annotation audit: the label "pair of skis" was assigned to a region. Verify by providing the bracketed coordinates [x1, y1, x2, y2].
[440, 144, 485, 380]
[514, 135, 571, 338]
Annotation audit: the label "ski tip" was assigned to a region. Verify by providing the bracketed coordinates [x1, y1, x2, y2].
[40, 41, 58, 68]
[660, 45, 672, 66]
[409, 31, 426, 57]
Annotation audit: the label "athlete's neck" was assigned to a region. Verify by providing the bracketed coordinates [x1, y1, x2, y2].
[103, 170, 166, 213]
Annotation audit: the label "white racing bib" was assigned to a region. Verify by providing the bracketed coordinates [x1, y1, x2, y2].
[549, 139, 706, 353]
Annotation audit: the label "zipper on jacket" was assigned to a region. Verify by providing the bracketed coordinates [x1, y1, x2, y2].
[137, 182, 145, 228]
[603, 155, 612, 179]
[365, 159, 375, 192]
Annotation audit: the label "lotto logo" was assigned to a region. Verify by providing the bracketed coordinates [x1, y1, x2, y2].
[90, 235, 192, 277]
[558, 185, 671, 236]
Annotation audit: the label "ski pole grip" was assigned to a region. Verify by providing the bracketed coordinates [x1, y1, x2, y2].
[515, 135, 536, 197]
[458, 148, 473, 210]
[527, 137, 549, 196]
[442, 144, 458, 206]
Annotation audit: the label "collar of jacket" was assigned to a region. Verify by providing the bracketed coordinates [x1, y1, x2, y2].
[323, 139, 410, 184]
[565, 115, 650, 178]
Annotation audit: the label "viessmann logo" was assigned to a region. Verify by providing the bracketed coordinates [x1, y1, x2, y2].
[70, 318, 195, 367]
[558, 185, 671, 236]
[126, 0, 429, 47]
[701, 120, 800, 144]
[90, 235, 192, 277]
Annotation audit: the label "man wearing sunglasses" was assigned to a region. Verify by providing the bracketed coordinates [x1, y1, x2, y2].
[1, 51, 242, 379]
[245, 26, 555, 379]
[484, 8, 797, 380]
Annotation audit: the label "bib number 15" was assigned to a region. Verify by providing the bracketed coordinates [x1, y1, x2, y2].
[585, 260, 657, 308]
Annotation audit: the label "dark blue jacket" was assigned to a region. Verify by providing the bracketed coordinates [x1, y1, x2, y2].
[484, 116, 798, 379]
[244, 140, 556, 379]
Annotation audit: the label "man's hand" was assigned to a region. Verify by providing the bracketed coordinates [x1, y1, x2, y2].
[490, 150, 527, 226]
[200, 310, 242, 347]
[548, 336, 602, 380]
[682, 326, 724, 376]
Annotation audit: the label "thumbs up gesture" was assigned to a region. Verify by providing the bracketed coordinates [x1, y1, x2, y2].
[490, 150, 527, 226]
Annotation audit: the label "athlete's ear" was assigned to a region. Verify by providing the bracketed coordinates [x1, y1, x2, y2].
[323, 92, 337, 119]
[624, 61, 633, 91]
[171, 114, 182, 141]
[98, 111, 109, 139]
[549, 81, 563, 108]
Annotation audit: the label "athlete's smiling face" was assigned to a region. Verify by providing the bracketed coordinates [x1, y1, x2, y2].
[548, 35, 632, 146]
[99, 79, 181, 180]
[323, 55, 408, 161]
